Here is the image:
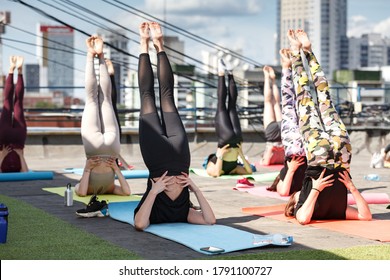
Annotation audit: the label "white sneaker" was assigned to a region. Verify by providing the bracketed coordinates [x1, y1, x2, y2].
[370, 152, 383, 168]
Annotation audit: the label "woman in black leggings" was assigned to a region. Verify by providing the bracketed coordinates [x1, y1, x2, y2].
[205, 59, 252, 177]
[134, 22, 215, 231]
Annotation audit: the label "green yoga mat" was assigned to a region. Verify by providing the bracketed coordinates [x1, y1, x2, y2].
[42, 186, 141, 204]
[189, 168, 279, 182]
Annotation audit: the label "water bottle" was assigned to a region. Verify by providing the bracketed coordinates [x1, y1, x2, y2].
[64, 183, 73, 206]
[364, 174, 380, 181]
[0, 203, 9, 243]
[272, 233, 293, 245]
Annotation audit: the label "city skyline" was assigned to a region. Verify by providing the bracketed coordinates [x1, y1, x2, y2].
[1, 0, 390, 86]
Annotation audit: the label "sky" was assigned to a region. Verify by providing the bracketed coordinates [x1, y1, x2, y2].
[1, 0, 390, 88]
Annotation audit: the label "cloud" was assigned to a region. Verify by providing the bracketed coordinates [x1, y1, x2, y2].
[373, 17, 390, 38]
[145, 0, 262, 16]
[347, 15, 373, 37]
[348, 15, 390, 38]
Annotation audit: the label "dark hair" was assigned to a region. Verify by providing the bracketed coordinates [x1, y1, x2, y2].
[284, 191, 297, 217]
[266, 174, 280, 192]
[1, 151, 22, 173]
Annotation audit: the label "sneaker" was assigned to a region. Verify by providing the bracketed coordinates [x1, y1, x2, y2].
[370, 152, 383, 168]
[76, 195, 109, 218]
[236, 177, 255, 188]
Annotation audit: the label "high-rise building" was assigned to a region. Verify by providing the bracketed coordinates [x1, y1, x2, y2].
[98, 29, 130, 105]
[25, 64, 40, 92]
[276, 0, 348, 76]
[348, 33, 390, 69]
[37, 25, 74, 96]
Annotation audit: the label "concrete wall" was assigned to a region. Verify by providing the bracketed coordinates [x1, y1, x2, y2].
[24, 128, 390, 160]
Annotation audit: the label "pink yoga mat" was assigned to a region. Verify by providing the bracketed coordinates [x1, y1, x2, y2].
[255, 162, 284, 171]
[242, 204, 390, 242]
[234, 186, 390, 205]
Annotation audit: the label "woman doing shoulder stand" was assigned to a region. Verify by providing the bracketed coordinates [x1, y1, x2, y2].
[134, 22, 215, 230]
[284, 29, 371, 224]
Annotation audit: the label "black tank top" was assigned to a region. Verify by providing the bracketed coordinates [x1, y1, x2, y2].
[134, 179, 190, 224]
[294, 166, 348, 220]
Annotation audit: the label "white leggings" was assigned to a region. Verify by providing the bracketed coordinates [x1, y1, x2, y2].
[81, 57, 120, 157]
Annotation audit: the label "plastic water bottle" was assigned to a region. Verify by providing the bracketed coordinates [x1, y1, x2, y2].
[64, 183, 73, 206]
[0, 203, 9, 243]
[272, 233, 293, 245]
[364, 174, 381, 181]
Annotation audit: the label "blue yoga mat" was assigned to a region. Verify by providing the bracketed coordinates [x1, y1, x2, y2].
[109, 201, 293, 255]
[64, 168, 150, 179]
[0, 170, 54, 182]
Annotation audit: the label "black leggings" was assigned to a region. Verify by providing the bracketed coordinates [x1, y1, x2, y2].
[110, 74, 122, 137]
[138, 52, 190, 178]
[215, 74, 242, 148]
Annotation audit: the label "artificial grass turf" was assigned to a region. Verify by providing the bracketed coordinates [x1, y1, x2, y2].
[1, 194, 389, 260]
[0, 195, 140, 260]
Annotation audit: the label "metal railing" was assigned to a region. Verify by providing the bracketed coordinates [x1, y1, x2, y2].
[1, 85, 390, 130]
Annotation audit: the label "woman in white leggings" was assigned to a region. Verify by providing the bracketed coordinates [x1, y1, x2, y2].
[75, 35, 130, 197]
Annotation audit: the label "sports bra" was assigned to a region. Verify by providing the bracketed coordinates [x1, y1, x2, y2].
[209, 154, 238, 174]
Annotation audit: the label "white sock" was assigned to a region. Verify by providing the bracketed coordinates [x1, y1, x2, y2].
[218, 59, 226, 74]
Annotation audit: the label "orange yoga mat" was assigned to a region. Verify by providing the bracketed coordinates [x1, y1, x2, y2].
[242, 204, 390, 242]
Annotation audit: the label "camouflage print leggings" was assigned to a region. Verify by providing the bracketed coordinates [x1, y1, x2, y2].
[291, 51, 352, 169]
[280, 68, 306, 157]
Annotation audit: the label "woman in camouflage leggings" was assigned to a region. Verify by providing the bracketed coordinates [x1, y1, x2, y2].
[284, 29, 371, 224]
[267, 49, 307, 196]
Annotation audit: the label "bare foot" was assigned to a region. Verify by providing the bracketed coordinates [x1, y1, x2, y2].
[295, 29, 312, 53]
[93, 36, 104, 55]
[268, 66, 276, 80]
[16, 56, 24, 74]
[149, 21, 164, 52]
[139, 22, 150, 53]
[263, 65, 270, 79]
[86, 36, 96, 56]
[9, 56, 17, 73]
[287, 29, 301, 55]
[105, 59, 114, 75]
[279, 48, 291, 69]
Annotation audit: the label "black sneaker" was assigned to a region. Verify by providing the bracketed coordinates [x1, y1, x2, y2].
[76, 195, 109, 218]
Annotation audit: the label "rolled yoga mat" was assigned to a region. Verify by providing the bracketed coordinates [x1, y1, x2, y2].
[64, 168, 150, 179]
[0, 171, 54, 182]
[109, 201, 293, 255]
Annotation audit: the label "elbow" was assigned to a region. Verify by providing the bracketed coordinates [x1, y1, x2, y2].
[134, 224, 147, 231]
[297, 218, 310, 225]
[134, 220, 148, 231]
[206, 169, 218, 178]
[361, 212, 372, 221]
[279, 190, 290, 197]
[134, 214, 150, 231]
[75, 190, 87, 197]
[123, 188, 131, 196]
[209, 216, 217, 225]
[205, 217, 216, 225]
[296, 215, 311, 225]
